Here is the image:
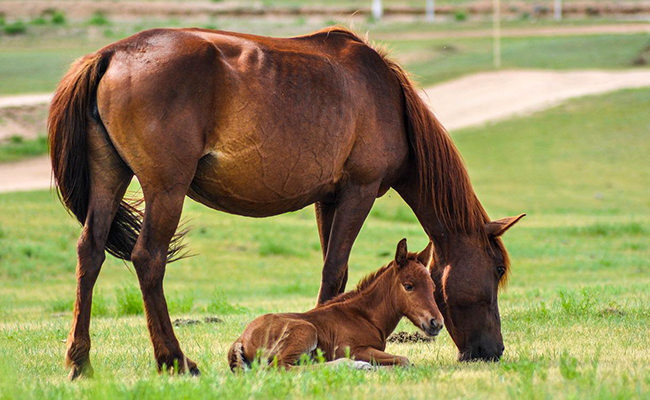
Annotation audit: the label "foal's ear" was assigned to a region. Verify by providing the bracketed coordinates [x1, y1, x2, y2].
[417, 241, 434, 268]
[485, 214, 526, 237]
[395, 238, 408, 267]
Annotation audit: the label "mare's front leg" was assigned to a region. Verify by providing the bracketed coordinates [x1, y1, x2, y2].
[314, 202, 347, 295]
[316, 184, 379, 304]
[353, 347, 411, 367]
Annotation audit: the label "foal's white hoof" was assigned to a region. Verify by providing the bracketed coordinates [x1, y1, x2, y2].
[350, 361, 373, 370]
[325, 358, 373, 370]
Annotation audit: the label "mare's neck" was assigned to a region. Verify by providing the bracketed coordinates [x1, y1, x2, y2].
[395, 175, 489, 265]
[400, 195, 472, 266]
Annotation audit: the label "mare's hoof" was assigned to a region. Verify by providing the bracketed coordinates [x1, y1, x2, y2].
[158, 355, 200, 376]
[185, 357, 200, 377]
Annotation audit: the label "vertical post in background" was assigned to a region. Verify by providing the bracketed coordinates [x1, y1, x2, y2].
[372, 0, 383, 20]
[493, 0, 501, 68]
[554, 0, 562, 21]
[426, 0, 435, 23]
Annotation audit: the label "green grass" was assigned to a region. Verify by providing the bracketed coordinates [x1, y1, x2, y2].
[0, 135, 48, 162]
[0, 87, 649, 398]
[115, 286, 145, 316]
[390, 33, 650, 85]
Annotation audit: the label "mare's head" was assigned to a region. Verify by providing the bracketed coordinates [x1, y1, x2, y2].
[391, 238, 444, 337]
[431, 214, 525, 362]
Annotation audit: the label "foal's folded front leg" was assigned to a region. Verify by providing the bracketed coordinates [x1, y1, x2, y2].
[353, 347, 411, 367]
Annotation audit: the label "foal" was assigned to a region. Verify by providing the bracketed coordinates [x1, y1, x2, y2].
[228, 239, 443, 370]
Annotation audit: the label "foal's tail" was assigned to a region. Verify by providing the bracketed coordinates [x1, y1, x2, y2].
[228, 339, 248, 372]
[48, 52, 184, 261]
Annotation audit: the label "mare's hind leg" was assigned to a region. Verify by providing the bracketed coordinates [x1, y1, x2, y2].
[66, 121, 132, 380]
[130, 178, 199, 375]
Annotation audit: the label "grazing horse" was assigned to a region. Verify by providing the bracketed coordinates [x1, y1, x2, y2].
[229, 239, 443, 370]
[48, 26, 525, 379]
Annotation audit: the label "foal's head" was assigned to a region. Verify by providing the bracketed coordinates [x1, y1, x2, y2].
[391, 239, 444, 337]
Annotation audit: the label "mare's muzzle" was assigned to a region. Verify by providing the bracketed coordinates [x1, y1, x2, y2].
[458, 341, 504, 362]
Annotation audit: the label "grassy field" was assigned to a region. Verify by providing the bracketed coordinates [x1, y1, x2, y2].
[0, 87, 649, 398]
[0, 17, 649, 94]
[0, 135, 47, 162]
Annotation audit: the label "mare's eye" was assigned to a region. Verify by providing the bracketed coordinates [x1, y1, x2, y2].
[404, 283, 414, 291]
[497, 266, 506, 278]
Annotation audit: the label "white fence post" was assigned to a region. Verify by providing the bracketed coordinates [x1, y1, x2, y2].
[493, 0, 501, 68]
[554, 0, 562, 21]
[426, 0, 435, 22]
[372, 0, 383, 20]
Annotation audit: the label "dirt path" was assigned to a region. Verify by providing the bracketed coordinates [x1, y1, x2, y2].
[0, 94, 52, 109]
[0, 156, 52, 194]
[425, 69, 650, 130]
[2, 68, 650, 193]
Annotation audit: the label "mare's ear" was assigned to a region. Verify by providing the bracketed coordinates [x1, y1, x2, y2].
[485, 214, 526, 237]
[417, 241, 434, 268]
[395, 238, 408, 267]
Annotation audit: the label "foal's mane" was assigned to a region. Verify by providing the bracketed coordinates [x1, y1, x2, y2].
[322, 253, 429, 306]
[309, 27, 510, 281]
[322, 263, 393, 306]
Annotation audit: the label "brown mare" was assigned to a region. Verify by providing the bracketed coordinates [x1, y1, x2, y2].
[48, 26, 525, 379]
[229, 239, 443, 370]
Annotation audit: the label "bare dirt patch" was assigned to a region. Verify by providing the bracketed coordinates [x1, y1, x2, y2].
[387, 331, 436, 344]
[173, 317, 224, 327]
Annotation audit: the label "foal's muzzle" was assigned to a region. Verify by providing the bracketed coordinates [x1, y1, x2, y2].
[422, 318, 444, 337]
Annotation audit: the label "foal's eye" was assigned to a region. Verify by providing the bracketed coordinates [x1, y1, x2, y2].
[404, 283, 414, 291]
[497, 266, 506, 278]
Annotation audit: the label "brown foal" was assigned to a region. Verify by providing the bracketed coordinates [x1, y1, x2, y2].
[49, 26, 525, 378]
[228, 239, 443, 370]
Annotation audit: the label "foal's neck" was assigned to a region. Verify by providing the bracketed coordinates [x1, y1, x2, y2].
[344, 270, 402, 339]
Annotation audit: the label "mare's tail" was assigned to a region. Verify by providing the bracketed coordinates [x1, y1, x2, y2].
[48, 52, 185, 261]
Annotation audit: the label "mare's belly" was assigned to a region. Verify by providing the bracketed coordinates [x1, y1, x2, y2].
[188, 147, 340, 217]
